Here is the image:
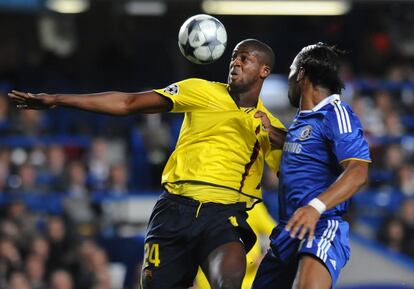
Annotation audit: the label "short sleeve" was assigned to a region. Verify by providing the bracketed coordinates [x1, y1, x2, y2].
[324, 102, 371, 163]
[153, 78, 210, 112]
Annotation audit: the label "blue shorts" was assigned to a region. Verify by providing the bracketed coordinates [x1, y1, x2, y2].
[252, 217, 351, 289]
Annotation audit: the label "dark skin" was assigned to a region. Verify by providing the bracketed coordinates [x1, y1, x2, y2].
[285, 55, 369, 289]
[9, 40, 285, 289]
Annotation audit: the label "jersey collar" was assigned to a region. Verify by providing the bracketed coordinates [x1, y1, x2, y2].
[308, 94, 341, 112]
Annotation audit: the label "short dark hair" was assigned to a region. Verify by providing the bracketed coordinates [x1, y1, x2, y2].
[240, 39, 275, 71]
[296, 42, 345, 94]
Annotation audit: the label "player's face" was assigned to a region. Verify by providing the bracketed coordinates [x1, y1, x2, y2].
[288, 55, 301, 108]
[228, 44, 262, 93]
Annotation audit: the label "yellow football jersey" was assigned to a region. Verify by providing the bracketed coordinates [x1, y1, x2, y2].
[154, 78, 285, 203]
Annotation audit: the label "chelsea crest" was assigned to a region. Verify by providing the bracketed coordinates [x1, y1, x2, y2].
[299, 125, 312, 141]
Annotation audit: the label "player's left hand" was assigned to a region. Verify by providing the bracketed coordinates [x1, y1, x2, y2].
[285, 205, 321, 240]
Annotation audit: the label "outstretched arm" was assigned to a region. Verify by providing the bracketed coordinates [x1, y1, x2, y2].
[8, 90, 173, 115]
[286, 159, 369, 240]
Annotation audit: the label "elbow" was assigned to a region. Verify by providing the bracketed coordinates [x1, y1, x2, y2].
[116, 97, 133, 115]
[355, 165, 369, 189]
[358, 174, 368, 188]
[122, 93, 142, 115]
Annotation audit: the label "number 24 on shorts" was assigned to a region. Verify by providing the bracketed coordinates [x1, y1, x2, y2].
[144, 243, 160, 267]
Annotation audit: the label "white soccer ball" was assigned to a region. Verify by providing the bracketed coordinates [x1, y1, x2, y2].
[178, 14, 227, 65]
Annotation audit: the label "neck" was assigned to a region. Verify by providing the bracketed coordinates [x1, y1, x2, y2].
[229, 86, 261, 107]
[300, 85, 331, 111]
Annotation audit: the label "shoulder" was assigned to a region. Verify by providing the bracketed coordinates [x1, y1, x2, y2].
[323, 100, 362, 135]
[160, 78, 226, 97]
[179, 78, 226, 87]
[175, 78, 227, 95]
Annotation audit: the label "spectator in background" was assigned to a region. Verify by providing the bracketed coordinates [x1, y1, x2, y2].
[45, 217, 72, 273]
[352, 95, 385, 138]
[29, 236, 50, 264]
[108, 163, 130, 196]
[49, 270, 73, 289]
[377, 216, 406, 253]
[45, 145, 67, 192]
[65, 161, 89, 198]
[375, 90, 395, 117]
[0, 93, 10, 132]
[90, 249, 111, 289]
[63, 161, 95, 235]
[8, 163, 44, 195]
[72, 239, 99, 289]
[138, 114, 172, 188]
[25, 254, 47, 289]
[385, 144, 404, 172]
[7, 271, 31, 289]
[384, 111, 404, 137]
[1, 201, 36, 249]
[0, 238, 22, 276]
[400, 198, 414, 257]
[88, 138, 111, 191]
[0, 149, 10, 192]
[397, 164, 414, 197]
[13, 109, 47, 136]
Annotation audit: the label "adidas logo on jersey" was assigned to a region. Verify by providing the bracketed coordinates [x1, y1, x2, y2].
[329, 259, 337, 270]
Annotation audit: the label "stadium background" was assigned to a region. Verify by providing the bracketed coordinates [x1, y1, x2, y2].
[1, 0, 414, 288]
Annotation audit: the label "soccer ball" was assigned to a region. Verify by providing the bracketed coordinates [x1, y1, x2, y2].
[178, 14, 227, 65]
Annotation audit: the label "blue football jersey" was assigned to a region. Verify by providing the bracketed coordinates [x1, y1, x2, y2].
[278, 94, 371, 223]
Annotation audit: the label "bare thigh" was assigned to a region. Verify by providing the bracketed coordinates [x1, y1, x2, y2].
[201, 242, 246, 289]
[292, 255, 332, 289]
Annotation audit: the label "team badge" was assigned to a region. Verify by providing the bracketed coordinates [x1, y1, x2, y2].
[163, 84, 179, 95]
[299, 125, 312, 140]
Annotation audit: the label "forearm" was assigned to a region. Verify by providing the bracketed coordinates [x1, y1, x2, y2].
[268, 126, 286, 149]
[54, 91, 134, 115]
[317, 161, 368, 210]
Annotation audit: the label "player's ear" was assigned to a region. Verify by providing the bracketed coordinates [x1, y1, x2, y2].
[260, 65, 271, 79]
[296, 67, 305, 82]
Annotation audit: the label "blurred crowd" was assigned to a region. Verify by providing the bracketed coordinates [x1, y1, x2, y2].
[0, 201, 130, 289]
[344, 62, 414, 258]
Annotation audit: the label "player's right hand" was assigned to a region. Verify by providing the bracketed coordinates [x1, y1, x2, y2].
[8, 90, 57, 110]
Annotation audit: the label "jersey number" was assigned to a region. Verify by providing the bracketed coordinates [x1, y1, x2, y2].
[144, 243, 160, 267]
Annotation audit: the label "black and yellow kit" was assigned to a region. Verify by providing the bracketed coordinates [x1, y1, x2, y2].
[141, 78, 285, 289]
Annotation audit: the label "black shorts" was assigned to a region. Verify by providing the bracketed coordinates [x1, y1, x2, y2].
[140, 192, 256, 289]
